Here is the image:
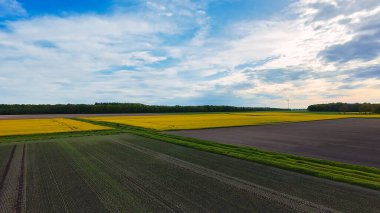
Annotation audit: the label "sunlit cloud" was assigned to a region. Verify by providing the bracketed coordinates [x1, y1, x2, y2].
[0, 0, 379, 107]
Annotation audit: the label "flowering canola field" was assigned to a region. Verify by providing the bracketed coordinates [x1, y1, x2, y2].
[84, 112, 380, 131]
[0, 118, 111, 137]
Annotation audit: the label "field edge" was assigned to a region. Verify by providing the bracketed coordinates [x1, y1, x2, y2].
[76, 118, 380, 191]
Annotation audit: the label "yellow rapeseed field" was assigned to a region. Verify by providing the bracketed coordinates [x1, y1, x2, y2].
[84, 112, 380, 131]
[0, 118, 111, 137]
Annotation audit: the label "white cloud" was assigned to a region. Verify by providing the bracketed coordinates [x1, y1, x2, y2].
[0, 0, 379, 107]
[165, 0, 380, 107]
[0, 0, 26, 17]
[0, 2, 208, 104]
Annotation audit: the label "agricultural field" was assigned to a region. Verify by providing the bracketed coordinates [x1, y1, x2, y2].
[0, 118, 111, 137]
[2, 0, 379, 212]
[168, 118, 380, 168]
[84, 111, 380, 130]
[0, 112, 379, 212]
[1, 134, 380, 212]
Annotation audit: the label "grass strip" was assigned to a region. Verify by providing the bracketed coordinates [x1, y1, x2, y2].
[77, 118, 380, 190]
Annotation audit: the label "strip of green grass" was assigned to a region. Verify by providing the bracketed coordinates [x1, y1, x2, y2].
[77, 118, 380, 190]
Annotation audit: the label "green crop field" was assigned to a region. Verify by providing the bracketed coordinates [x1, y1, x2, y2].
[0, 134, 380, 212]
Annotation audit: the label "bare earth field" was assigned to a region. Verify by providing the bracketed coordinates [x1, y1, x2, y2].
[167, 118, 380, 168]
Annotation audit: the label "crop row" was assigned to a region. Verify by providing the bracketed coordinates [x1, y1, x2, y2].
[79, 118, 380, 190]
[62, 139, 303, 212]
[0, 144, 25, 213]
[25, 142, 107, 212]
[114, 133, 380, 212]
[20, 138, 299, 212]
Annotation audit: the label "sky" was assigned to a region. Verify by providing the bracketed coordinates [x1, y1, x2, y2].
[0, 0, 379, 108]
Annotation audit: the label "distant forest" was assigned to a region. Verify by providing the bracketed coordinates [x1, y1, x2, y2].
[308, 103, 380, 113]
[0, 103, 285, 115]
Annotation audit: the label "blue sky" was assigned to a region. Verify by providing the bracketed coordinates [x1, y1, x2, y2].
[0, 0, 379, 108]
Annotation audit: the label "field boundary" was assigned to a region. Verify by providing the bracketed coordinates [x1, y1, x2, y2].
[77, 118, 380, 190]
[15, 144, 26, 213]
[0, 145, 16, 192]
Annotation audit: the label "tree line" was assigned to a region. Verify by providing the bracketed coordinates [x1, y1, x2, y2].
[0, 103, 285, 115]
[307, 103, 380, 113]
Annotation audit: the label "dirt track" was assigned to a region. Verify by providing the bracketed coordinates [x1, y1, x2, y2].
[167, 118, 380, 168]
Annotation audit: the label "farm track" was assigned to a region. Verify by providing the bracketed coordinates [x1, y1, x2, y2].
[52, 119, 79, 131]
[112, 139, 338, 213]
[15, 144, 26, 213]
[0, 145, 25, 213]
[0, 145, 16, 192]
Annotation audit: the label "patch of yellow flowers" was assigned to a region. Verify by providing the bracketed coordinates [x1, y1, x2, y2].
[84, 112, 380, 131]
[0, 118, 111, 137]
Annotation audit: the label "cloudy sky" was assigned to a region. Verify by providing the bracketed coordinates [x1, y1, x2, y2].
[0, 0, 379, 108]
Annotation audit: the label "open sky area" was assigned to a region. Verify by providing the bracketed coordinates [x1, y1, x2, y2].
[0, 0, 379, 108]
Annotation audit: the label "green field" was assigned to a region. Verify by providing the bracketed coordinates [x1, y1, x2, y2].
[1, 134, 380, 212]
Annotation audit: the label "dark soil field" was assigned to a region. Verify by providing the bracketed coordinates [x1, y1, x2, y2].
[167, 118, 380, 168]
[1, 133, 379, 212]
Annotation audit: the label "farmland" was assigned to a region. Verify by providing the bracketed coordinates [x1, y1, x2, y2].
[2, 0, 379, 212]
[1, 134, 380, 212]
[0, 112, 379, 212]
[168, 118, 380, 167]
[84, 111, 380, 130]
[0, 118, 111, 137]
